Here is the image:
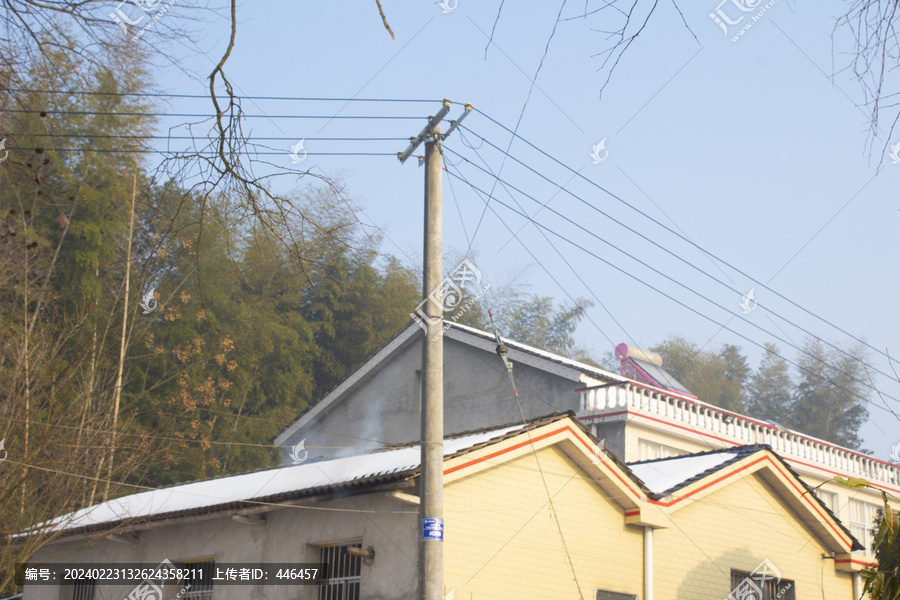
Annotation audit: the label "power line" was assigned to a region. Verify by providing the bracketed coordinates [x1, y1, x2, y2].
[446, 147, 899, 407]
[3, 148, 395, 156]
[445, 158, 619, 352]
[26, 134, 409, 141]
[1, 109, 425, 119]
[454, 124, 900, 388]
[0, 89, 450, 103]
[450, 133, 633, 352]
[467, 111, 895, 366]
[445, 166, 893, 422]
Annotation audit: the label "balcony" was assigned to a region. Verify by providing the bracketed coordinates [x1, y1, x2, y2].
[578, 381, 900, 490]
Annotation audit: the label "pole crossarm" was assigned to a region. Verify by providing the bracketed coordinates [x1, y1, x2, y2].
[397, 100, 472, 163]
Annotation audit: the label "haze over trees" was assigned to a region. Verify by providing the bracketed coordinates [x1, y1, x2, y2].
[649, 336, 870, 449]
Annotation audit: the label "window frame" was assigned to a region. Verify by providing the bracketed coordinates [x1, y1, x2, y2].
[729, 568, 795, 600]
[174, 558, 215, 600]
[848, 499, 879, 554]
[637, 438, 687, 461]
[317, 542, 363, 600]
[69, 578, 95, 600]
[594, 589, 636, 600]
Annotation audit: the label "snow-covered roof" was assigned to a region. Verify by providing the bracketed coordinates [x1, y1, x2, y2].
[629, 451, 739, 495]
[39, 424, 523, 535]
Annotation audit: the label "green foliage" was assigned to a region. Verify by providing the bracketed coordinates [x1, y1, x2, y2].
[745, 343, 793, 422]
[651, 337, 749, 413]
[650, 336, 869, 448]
[790, 339, 869, 449]
[862, 494, 900, 600]
[497, 296, 593, 358]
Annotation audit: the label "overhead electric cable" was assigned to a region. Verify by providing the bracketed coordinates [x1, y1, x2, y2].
[445, 147, 898, 406]
[0, 89, 448, 103]
[454, 125, 899, 387]
[466, 112, 893, 365]
[444, 167, 892, 422]
[1, 109, 425, 119]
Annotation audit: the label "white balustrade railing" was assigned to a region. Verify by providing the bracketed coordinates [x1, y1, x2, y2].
[579, 383, 900, 488]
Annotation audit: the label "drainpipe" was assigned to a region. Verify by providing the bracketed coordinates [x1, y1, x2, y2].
[644, 526, 653, 600]
[852, 572, 860, 600]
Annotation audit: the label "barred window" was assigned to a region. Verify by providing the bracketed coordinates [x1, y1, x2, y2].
[730, 569, 795, 600]
[318, 543, 362, 600]
[71, 579, 95, 600]
[176, 559, 215, 600]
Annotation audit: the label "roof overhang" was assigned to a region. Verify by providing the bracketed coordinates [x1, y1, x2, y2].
[647, 450, 858, 554]
[442, 417, 655, 523]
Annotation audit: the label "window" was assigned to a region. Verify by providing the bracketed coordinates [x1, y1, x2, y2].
[176, 559, 215, 600]
[595, 589, 636, 600]
[71, 579, 95, 600]
[730, 569, 795, 600]
[318, 543, 362, 600]
[638, 439, 686, 461]
[814, 489, 839, 516]
[849, 499, 879, 554]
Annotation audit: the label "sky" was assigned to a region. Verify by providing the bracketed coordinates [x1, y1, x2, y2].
[133, 0, 899, 458]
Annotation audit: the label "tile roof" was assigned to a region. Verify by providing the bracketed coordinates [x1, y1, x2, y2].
[628, 444, 864, 551]
[34, 413, 574, 539]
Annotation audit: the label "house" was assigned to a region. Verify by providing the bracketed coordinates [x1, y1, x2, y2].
[23, 413, 866, 600]
[273, 321, 900, 556]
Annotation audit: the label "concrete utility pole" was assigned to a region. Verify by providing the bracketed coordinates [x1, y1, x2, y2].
[398, 100, 471, 600]
[420, 124, 444, 600]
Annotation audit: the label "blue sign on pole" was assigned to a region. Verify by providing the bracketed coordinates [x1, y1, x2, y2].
[421, 517, 444, 541]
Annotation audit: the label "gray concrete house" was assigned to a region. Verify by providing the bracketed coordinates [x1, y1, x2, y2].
[273, 321, 629, 465]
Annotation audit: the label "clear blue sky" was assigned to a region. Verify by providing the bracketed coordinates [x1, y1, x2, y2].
[143, 0, 899, 458]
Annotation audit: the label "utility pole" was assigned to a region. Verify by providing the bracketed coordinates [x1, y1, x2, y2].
[398, 100, 471, 600]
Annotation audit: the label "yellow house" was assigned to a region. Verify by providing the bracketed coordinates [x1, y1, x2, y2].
[442, 413, 865, 600]
[24, 412, 865, 600]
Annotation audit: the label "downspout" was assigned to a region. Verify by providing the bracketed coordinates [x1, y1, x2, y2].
[852, 572, 860, 600]
[644, 526, 653, 600]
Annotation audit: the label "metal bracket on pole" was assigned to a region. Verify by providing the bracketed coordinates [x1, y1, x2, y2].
[441, 103, 472, 140]
[398, 100, 451, 164]
[397, 100, 473, 164]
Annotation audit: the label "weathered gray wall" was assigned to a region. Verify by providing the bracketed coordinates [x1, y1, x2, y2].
[25, 492, 417, 600]
[281, 335, 583, 465]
